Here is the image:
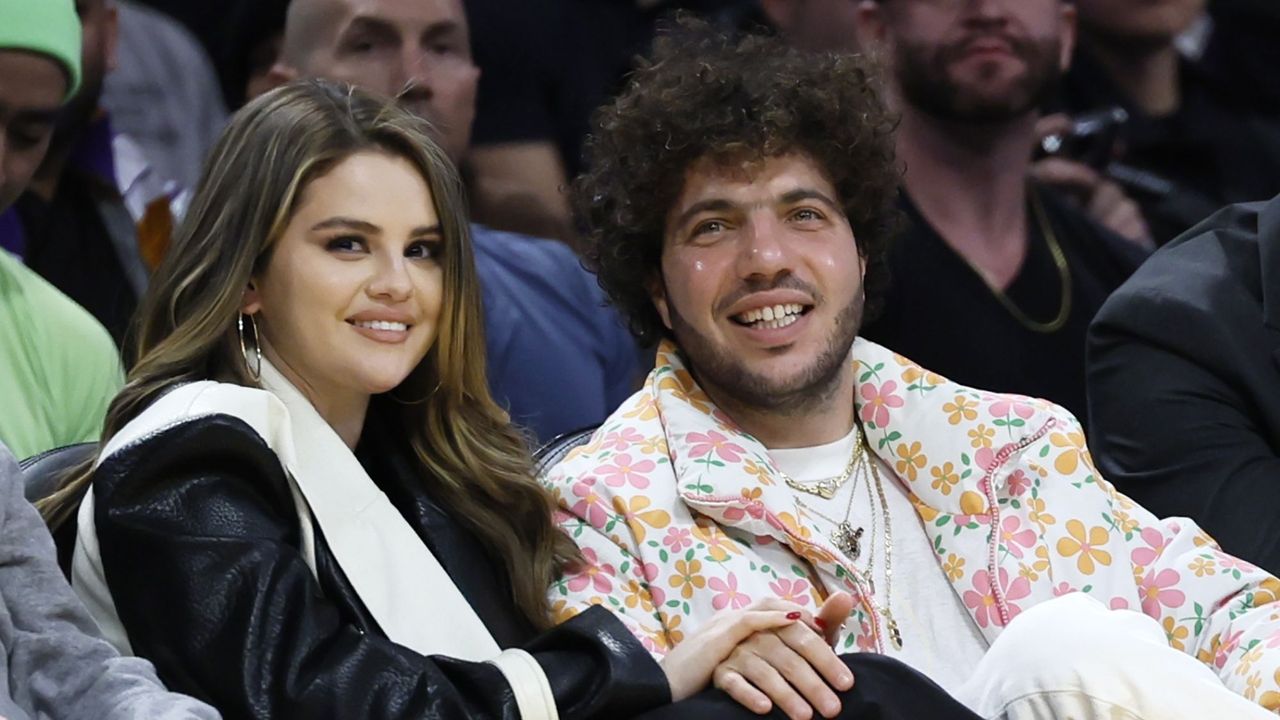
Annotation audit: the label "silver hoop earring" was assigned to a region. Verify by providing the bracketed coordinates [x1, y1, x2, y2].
[238, 313, 262, 382]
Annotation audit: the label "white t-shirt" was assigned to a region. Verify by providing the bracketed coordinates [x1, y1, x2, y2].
[771, 428, 988, 696]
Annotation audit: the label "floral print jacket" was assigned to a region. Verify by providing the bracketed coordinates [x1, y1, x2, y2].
[545, 338, 1280, 712]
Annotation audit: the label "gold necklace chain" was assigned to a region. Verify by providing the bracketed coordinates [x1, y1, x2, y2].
[954, 188, 1073, 334]
[794, 434, 867, 560]
[791, 428, 903, 649]
[777, 429, 862, 500]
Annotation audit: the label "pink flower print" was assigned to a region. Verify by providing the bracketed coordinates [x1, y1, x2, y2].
[989, 398, 1035, 420]
[1219, 553, 1257, 574]
[1053, 583, 1076, 597]
[570, 478, 610, 528]
[1131, 527, 1170, 568]
[596, 453, 656, 489]
[999, 516, 1037, 559]
[663, 527, 693, 553]
[1138, 568, 1186, 616]
[1216, 630, 1245, 669]
[965, 569, 1029, 628]
[856, 618, 876, 652]
[567, 548, 615, 594]
[1110, 597, 1130, 610]
[1006, 470, 1032, 497]
[686, 431, 746, 463]
[600, 427, 646, 452]
[709, 574, 752, 610]
[1265, 629, 1280, 650]
[860, 380, 904, 428]
[975, 447, 996, 472]
[769, 578, 813, 604]
[963, 570, 1001, 628]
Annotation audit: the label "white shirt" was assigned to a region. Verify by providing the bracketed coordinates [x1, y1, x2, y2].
[771, 428, 988, 696]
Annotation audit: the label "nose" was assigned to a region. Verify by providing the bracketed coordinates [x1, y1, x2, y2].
[961, 0, 1011, 23]
[367, 253, 414, 302]
[735, 213, 790, 280]
[398, 45, 435, 99]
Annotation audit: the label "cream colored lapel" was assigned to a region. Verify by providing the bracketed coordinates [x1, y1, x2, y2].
[257, 361, 501, 661]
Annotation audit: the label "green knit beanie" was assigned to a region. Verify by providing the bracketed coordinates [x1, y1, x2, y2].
[0, 0, 82, 99]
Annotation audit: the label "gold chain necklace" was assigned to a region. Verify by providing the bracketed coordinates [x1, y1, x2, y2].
[954, 188, 1073, 334]
[777, 430, 862, 500]
[793, 433, 867, 560]
[792, 429, 903, 649]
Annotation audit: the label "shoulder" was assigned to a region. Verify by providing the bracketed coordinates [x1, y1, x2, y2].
[1094, 200, 1268, 335]
[472, 224, 597, 296]
[0, 251, 119, 364]
[544, 385, 661, 486]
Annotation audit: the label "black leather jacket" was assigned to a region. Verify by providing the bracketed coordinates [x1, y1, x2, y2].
[88, 410, 669, 719]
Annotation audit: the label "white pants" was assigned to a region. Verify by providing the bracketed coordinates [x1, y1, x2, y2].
[954, 593, 1275, 719]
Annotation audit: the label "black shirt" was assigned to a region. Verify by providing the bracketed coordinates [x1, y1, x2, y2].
[18, 175, 139, 344]
[861, 188, 1146, 425]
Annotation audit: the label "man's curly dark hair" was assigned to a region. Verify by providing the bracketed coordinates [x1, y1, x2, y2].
[574, 16, 901, 347]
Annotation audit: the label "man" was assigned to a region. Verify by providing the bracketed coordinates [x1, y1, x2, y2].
[265, 0, 643, 444]
[852, 0, 1148, 425]
[1088, 194, 1280, 575]
[546, 20, 1280, 718]
[0, 0, 179, 344]
[1059, 0, 1280, 245]
[0, 0, 122, 459]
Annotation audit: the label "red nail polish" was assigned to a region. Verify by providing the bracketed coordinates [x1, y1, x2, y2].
[786, 611, 802, 620]
[815, 618, 828, 629]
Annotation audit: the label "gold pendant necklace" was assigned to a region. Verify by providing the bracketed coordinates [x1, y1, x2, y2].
[792, 427, 867, 559]
[778, 428, 862, 500]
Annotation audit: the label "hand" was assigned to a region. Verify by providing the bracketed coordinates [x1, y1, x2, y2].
[1031, 114, 1154, 249]
[659, 594, 855, 719]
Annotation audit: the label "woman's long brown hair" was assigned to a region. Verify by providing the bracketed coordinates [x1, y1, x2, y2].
[40, 79, 579, 628]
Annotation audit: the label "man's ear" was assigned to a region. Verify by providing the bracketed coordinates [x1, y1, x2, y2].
[649, 275, 673, 332]
[260, 63, 299, 97]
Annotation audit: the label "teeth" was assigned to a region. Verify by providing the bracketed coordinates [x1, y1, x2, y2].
[354, 320, 408, 332]
[735, 303, 805, 326]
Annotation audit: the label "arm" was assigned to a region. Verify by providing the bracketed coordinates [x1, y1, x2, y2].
[468, 143, 577, 248]
[93, 417, 666, 720]
[0, 444, 217, 720]
[1088, 314, 1280, 572]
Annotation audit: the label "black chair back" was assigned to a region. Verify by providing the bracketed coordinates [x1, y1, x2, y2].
[533, 425, 599, 480]
[19, 442, 95, 503]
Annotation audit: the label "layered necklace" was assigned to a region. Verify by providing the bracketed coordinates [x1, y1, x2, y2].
[786, 425, 903, 649]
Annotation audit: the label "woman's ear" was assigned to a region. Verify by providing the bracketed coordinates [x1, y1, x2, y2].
[241, 281, 262, 316]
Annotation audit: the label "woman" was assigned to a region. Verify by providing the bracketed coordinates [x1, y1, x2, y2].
[39, 80, 856, 720]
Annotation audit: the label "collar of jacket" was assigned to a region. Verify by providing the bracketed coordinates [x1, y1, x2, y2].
[652, 337, 1059, 544]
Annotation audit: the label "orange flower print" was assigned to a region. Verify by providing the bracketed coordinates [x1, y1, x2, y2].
[902, 366, 946, 388]
[1032, 545, 1050, 573]
[692, 519, 743, 561]
[671, 559, 707, 599]
[1028, 496, 1056, 531]
[968, 423, 995, 449]
[622, 393, 660, 421]
[1056, 520, 1112, 574]
[1049, 429, 1093, 476]
[611, 496, 672, 543]
[930, 462, 960, 496]
[895, 442, 927, 481]
[1188, 556, 1216, 577]
[943, 395, 978, 425]
[1161, 616, 1189, 651]
[622, 579, 656, 613]
[1245, 672, 1262, 700]
[943, 553, 965, 582]
[743, 459, 775, 486]
[639, 435, 669, 455]
[1261, 669, 1280, 710]
[665, 613, 686, 645]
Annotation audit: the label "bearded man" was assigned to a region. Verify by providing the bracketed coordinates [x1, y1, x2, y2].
[544, 17, 1280, 720]
[854, 0, 1148, 426]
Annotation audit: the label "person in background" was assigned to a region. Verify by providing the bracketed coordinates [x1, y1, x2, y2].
[854, 0, 1148, 425]
[101, 0, 227, 191]
[0, 0, 122, 459]
[264, 0, 644, 445]
[1088, 193, 1280, 575]
[1059, 0, 1280, 244]
[548, 18, 1280, 719]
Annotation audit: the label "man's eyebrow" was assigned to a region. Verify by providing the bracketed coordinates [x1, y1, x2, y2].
[311, 217, 381, 233]
[342, 15, 399, 40]
[672, 198, 736, 230]
[421, 19, 463, 43]
[779, 188, 840, 209]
